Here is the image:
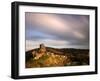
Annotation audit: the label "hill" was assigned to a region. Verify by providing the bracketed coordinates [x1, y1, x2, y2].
[26, 44, 89, 68]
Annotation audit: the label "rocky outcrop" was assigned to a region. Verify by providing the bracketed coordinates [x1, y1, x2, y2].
[26, 44, 89, 68]
[32, 43, 46, 60]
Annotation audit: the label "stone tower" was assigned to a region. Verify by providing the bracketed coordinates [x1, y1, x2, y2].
[33, 44, 46, 60]
[39, 43, 46, 53]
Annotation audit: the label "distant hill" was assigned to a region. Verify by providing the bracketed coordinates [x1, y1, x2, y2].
[25, 44, 89, 68]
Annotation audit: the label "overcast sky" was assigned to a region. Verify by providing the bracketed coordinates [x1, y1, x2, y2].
[25, 12, 89, 51]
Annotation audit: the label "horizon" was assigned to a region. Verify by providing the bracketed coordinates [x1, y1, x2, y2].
[26, 43, 89, 52]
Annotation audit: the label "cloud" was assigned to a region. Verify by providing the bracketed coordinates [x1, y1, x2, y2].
[25, 13, 71, 34]
[25, 13, 89, 50]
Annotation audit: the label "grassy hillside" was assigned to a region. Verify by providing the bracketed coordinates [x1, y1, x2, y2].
[26, 47, 89, 68]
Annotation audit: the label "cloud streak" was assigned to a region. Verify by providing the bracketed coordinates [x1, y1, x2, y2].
[25, 12, 89, 51]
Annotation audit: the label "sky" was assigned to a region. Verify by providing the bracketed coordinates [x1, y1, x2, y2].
[25, 12, 89, 51]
